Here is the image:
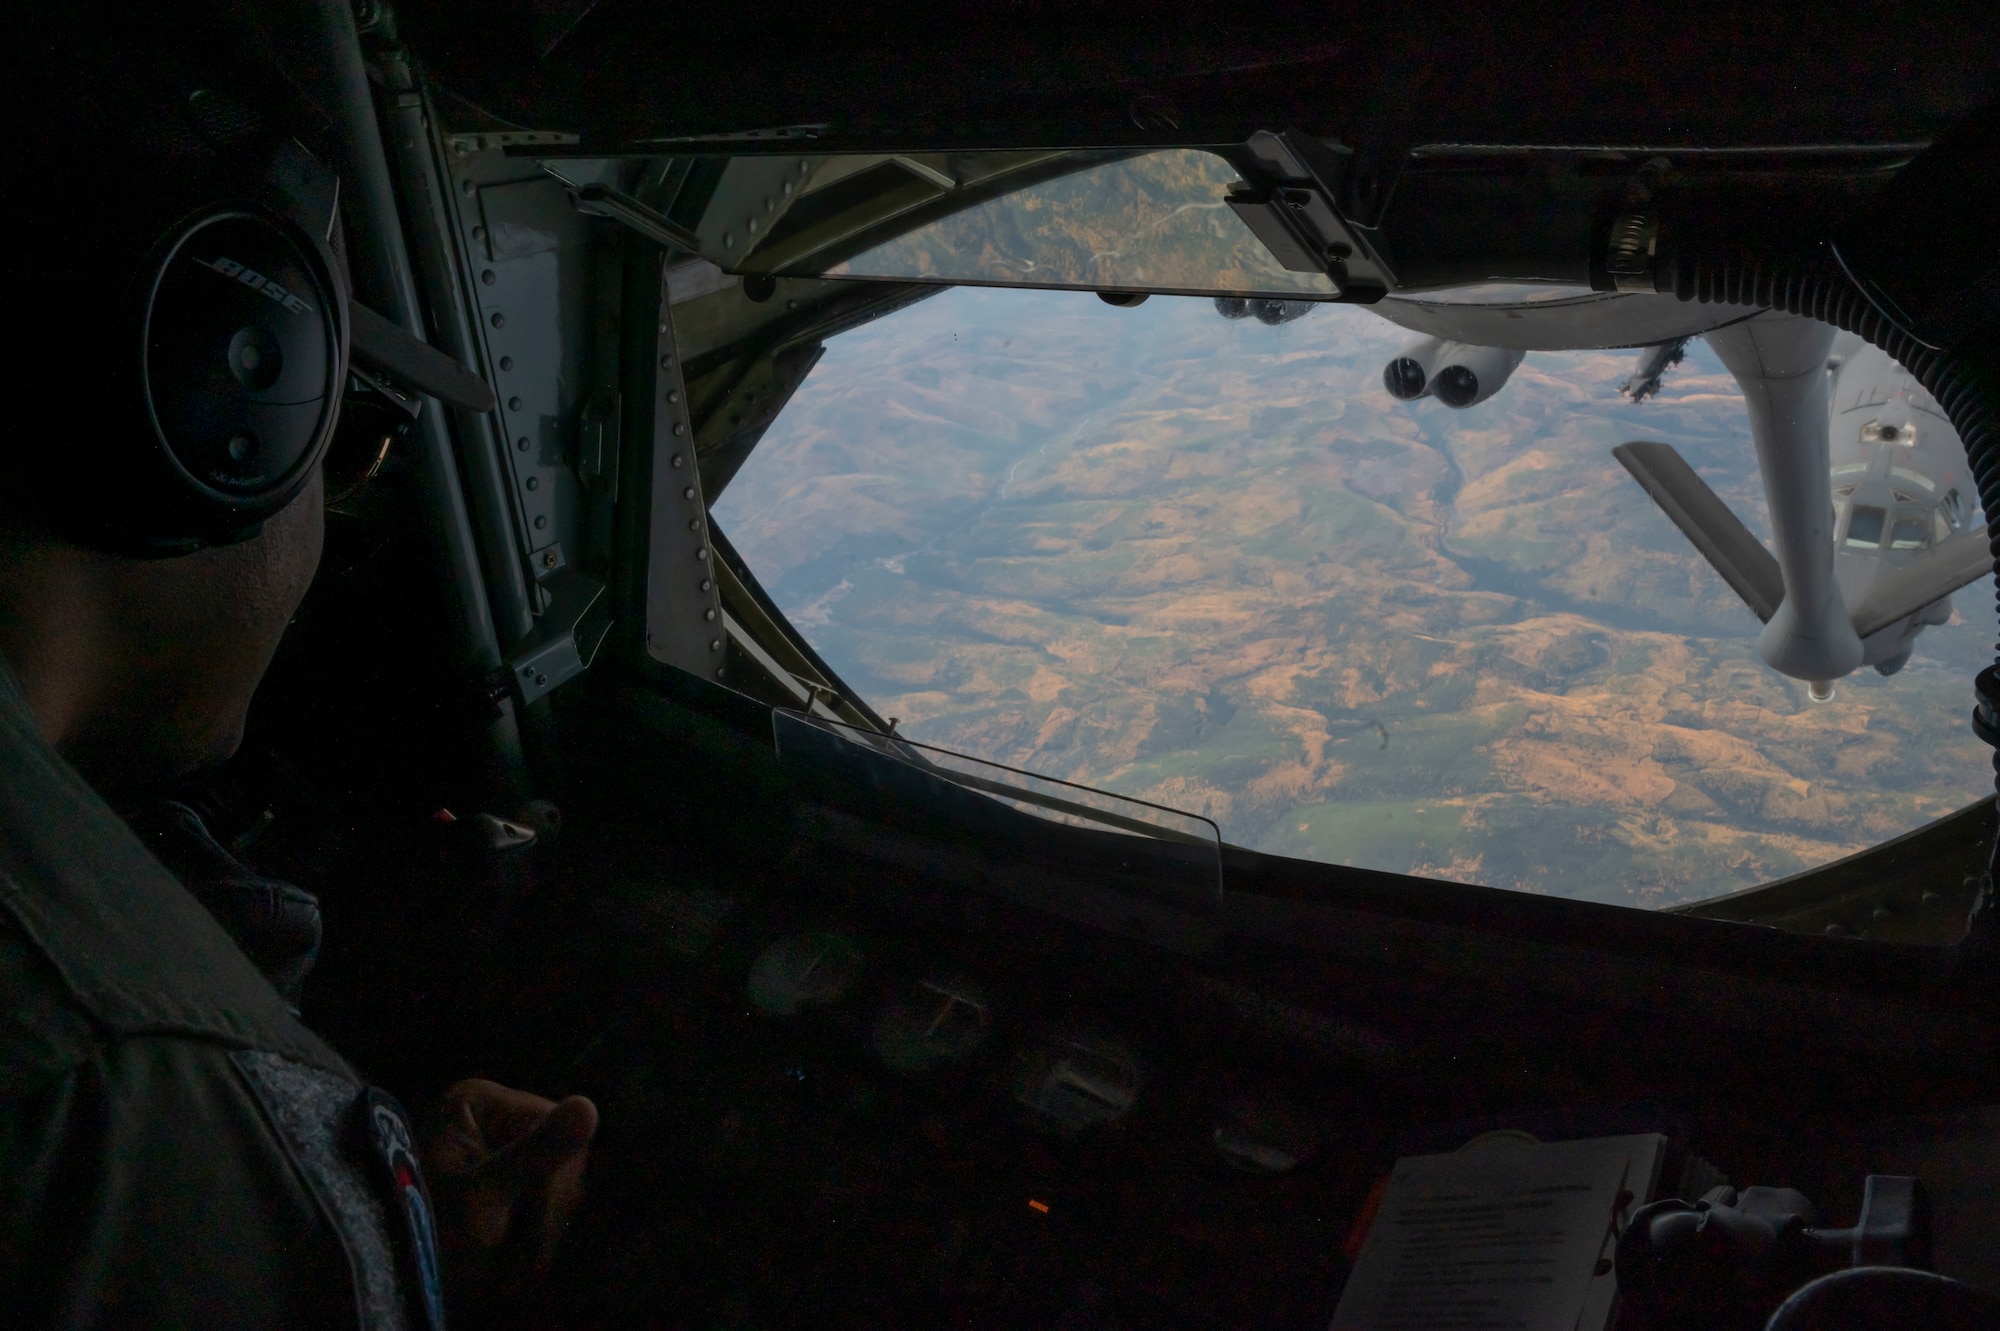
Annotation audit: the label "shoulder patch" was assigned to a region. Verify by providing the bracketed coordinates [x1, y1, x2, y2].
[357, 1088, 447, 1331]
[233, 1049, 413, 1331]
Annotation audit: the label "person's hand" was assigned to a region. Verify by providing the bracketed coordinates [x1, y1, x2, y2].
[424, 1078, 599, 1311]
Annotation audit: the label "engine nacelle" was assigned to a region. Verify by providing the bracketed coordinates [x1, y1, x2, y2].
[1382, 335, 1446, 400]
[1216, 296, 1316, 325]
[1431, 343, 1526, 408]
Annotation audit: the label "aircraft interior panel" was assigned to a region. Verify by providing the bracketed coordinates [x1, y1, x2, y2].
[45, 2, 2000, 1327]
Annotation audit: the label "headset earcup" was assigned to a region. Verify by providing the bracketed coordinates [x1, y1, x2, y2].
[136, 206, 346, 536]
[74, 198, 347, 557]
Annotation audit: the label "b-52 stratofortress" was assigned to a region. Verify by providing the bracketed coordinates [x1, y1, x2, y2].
[1366, 286, 1993, 699]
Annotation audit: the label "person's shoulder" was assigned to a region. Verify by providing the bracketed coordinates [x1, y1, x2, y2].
[0, 696, 350, 1076]
[0, 908, 101, 1089]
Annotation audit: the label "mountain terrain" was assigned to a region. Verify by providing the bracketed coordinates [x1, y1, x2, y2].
[834, 148, 1333, 297]
[712, 285, 1995, 907]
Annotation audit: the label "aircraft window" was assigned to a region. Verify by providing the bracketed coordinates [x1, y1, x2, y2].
[1889, 515, 1930, 549]
[1833, 485, 1855, 499]
[1942, 487, 1966, 529]
[1845, 505, 1886, 548]
[1910, 388, 1949, 420]
[823, 149, 1341, 298]
[716, 288, 1995, 908]
[1936, 511, 1955, 544]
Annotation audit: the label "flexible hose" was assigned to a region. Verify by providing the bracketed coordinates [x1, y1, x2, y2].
[1651, 236, 2000, 955]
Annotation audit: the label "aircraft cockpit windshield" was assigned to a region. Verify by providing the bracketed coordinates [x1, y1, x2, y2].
[511, 133, 1998, 937]
[704, 281, 1995, 919]
[555, 146, 1349, 299]
[816, 149, 1339, 298]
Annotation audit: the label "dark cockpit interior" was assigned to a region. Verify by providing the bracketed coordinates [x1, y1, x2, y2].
[88, 2, 2000, 1326]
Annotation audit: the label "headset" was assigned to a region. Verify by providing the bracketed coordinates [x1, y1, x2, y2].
[22, 78, 495, 558]
[56, 125, 353, 557]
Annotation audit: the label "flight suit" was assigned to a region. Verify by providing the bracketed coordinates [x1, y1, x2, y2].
[0, 663, 442, 1330]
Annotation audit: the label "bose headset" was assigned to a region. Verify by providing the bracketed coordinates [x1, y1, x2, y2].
[86, 125, 352, 557]
[29, 74, 491, 559]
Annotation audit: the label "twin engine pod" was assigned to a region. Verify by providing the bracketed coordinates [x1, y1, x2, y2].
[1382, 336, 1526, 409]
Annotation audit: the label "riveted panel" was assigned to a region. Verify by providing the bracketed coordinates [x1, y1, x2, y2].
[696, 156, 820, 266]
[473, 175, 589, 557]
[644, 279, 727, 676]
[436, 143, 591, 562]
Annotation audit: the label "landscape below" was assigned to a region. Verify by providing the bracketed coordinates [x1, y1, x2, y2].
[715, 287, 1994, 909]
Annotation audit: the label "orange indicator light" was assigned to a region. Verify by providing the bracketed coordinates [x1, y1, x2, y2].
[1027, 1199, 1050, 1214]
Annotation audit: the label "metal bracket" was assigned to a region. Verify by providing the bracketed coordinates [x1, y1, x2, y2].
[1226, 130, 1394, 300]
[566, 182, 705, 254]
[506, 568, 612, 704]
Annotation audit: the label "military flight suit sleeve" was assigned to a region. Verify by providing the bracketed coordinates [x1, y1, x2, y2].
[0, 922, 359, 1330]
[0, 661, 440, 1331]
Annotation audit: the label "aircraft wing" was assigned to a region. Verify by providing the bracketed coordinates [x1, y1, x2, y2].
[1369, 288, 1762, 351]
[1848, 527, 1995, 639]
[1618, 440, 1994, 643]
[1613, 441, 1784, 622]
